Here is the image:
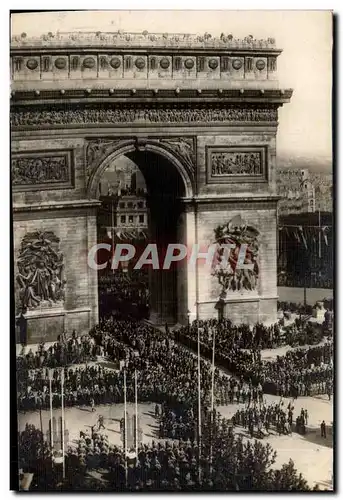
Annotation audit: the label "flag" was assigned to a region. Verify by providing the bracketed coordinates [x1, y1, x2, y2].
[322, 226, 329, 246]
[294, 229, 300, 243]
[298, 226, 308, 250]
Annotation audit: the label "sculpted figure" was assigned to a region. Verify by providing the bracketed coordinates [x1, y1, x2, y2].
[212, 215, 259, 294]
[16, 231, 66, 311]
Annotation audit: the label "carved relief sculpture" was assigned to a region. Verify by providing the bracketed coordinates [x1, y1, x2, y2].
[12, 155, 69, 185]
[12, 151, 73, 191]
[160, 138, 196, 177]
[207, 147, 267, 184]
[211, 151, 262, 176]
[212, 215, 259, 294]
[16, 231, 66, 312]
[11, 105, 278, 129]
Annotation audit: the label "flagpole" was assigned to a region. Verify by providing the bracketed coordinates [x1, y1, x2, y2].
[49, 370, 53, 449]
[197, 325, 202, 485]
[123, 366, 128, 488]
[61, 368, 65, 480]
[134, 369, 138, 463]
[111, 199, 115, 275]
[210, 327, 215, 475]
[318, 209, 321, 259]
[211, 328, 215, 413]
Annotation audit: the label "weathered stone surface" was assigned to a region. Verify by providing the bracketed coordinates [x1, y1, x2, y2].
[10, 31, 291, 338]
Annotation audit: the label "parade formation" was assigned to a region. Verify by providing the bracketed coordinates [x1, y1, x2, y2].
[16, 302, 333, 491]
[11, 12, 333, 493]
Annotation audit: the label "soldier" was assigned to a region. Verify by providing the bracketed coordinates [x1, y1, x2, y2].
[90, 397, 96, 412]
[326, 380, 332, 401]
[98, 414, 105, 430]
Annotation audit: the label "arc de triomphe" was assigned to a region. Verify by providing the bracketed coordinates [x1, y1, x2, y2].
[11, 31, 292, 343]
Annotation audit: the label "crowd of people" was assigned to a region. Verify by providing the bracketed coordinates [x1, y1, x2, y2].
[16, 332, 99, 372]
[17, 319, 236, 412]
[259, 343, 333, 398]
[175, 318, 333, 398]
[232, 400, 309, 438]
[16, 310, 334, 491]
[17, 313, 333, 413]
[19, 415, 313, 491]
[98, 271, 149, 319]
[178, 319, 283, 351]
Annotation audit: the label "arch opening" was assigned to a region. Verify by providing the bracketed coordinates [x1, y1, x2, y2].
[96, 149, 188, 325]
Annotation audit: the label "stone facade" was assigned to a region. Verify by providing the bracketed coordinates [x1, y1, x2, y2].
[11, 31, 292, 341]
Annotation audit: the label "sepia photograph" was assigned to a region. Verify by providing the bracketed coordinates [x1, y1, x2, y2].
[10, 9, 334, 491]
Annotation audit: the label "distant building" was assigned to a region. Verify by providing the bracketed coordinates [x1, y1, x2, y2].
[277, 168, 332, 215]
[98, 192, 148, 239]
[116, 194, 148, 233]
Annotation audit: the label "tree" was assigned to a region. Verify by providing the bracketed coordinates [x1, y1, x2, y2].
[270, 460, 310, 491]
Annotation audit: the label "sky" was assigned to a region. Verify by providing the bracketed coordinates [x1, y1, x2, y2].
[11, 10, 333, 161]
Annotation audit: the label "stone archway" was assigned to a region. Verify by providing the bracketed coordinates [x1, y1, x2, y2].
[86, 138, 195, 200]
[11, 30, 293, 342]
[90, 138, 195, 325]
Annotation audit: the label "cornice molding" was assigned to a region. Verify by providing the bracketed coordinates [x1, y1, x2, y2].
[13, 199, 101, 213]
[10, 88, 293, 104]
[11, 31, 280, 52]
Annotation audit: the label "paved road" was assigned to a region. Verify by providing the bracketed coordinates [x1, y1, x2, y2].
[18, 393, 333, 490]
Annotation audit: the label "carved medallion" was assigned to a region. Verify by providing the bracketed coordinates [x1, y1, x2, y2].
[184, 58, 194, 69]
[83, 57, 96, 69]
[159, 57, 170, 69]
[208, 58, 219, 70]
[232, 58, 243, 70]
[256, 59, 266, 71]
[16, 230, 66, 312]
[212, 215, 259, 293]
[135, 57, 146, 69]
[26, 59, 38, 70]
[110, 57, 121, 69]
[55, 57, 67, 69]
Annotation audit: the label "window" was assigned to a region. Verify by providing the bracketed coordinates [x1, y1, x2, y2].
[129, 215, 134, 223]
[119, 202, 125, 209]
[127, 202, 133, 208]
[139, 215, 144, 224]
[121, 215, 126, 224]
[137, 201, 144, 209]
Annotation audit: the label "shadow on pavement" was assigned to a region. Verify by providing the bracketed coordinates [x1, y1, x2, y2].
[299, 426, 333, 449]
